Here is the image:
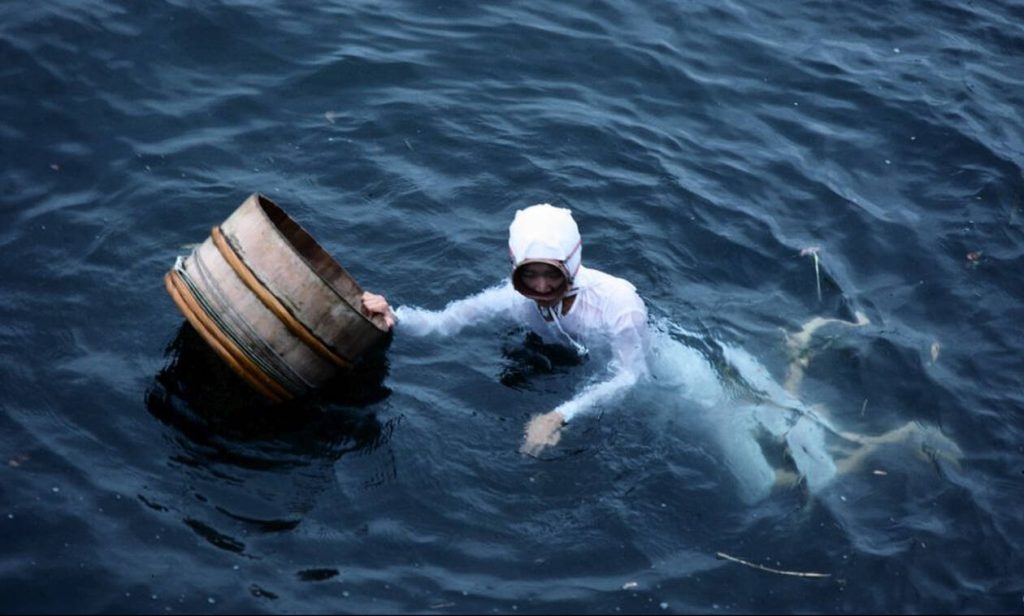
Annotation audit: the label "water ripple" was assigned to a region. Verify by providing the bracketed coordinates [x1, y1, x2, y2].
[1, 0, 1022, 612]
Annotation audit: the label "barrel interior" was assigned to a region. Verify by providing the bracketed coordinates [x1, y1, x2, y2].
[254, 195, 386, 332]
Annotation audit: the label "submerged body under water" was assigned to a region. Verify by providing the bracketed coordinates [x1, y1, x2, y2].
[641, 314, 962, 507]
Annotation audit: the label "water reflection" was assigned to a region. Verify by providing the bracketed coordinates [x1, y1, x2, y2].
[145, 323, 392, 464]
[142, 324, 397, 556]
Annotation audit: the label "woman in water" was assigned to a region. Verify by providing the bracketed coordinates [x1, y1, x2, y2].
[361, 203, 959, 503]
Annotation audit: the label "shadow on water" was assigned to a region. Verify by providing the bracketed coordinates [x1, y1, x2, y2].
[145, 323, 393, 467]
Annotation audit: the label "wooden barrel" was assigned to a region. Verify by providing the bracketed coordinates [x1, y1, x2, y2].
[164, 193, 389, 402]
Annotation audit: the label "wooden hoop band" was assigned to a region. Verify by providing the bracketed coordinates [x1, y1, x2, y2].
[164, 269, 289, 402]
[211, 226, 353, 371]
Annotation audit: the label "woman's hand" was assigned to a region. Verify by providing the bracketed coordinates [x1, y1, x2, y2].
[520, 411, 566, 457]
[361, 291, 396, 330]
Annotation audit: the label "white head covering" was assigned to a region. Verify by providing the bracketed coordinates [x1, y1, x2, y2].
[508, 204, 582, 301]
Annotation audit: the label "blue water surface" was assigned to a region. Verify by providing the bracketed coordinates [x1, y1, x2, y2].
[1, 0, 1023, 613]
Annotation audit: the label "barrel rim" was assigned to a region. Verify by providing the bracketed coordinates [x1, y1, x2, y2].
[246, 193, 389, 334]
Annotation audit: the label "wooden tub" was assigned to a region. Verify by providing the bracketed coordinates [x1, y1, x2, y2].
[164, 193, 389, 402]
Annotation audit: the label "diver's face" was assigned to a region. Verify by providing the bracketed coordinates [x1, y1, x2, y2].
[518, 262, 566, 297]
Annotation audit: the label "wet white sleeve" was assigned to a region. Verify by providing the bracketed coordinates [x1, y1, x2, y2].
[553, 308, 649, 423]
[393, 282, 520, 337]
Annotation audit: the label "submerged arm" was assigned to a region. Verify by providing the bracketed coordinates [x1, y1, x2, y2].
[522, 308, 648, 455]
[555, 309, 649, 422]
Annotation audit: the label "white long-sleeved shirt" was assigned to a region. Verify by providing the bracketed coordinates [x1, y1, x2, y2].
[393, 265, 649, 422]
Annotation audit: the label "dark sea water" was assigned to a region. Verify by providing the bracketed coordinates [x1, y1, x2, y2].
[2, 0, 1023, 613]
